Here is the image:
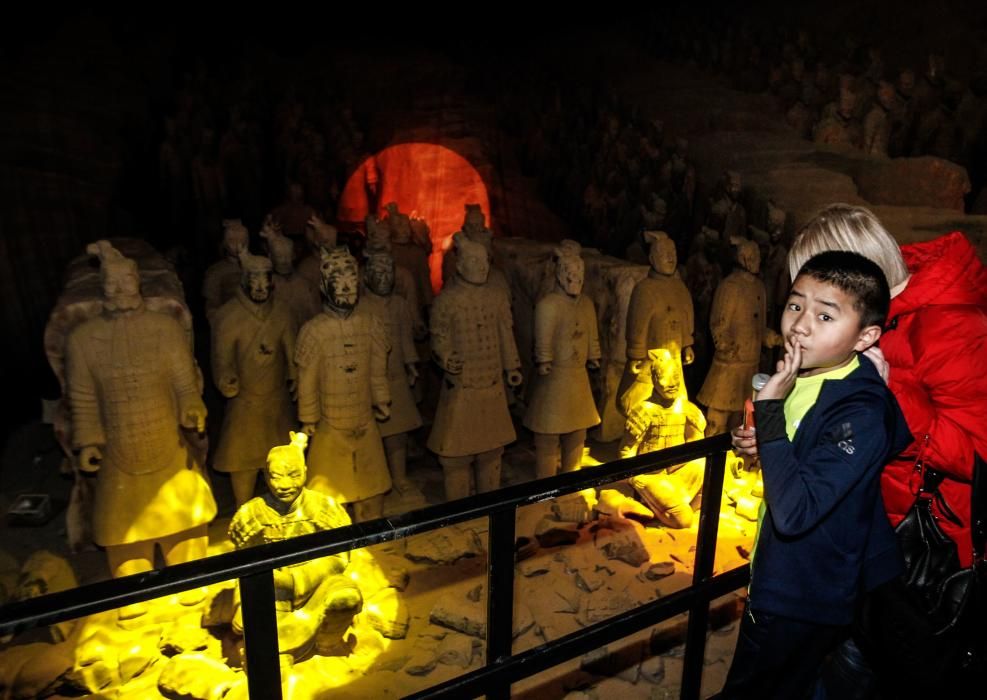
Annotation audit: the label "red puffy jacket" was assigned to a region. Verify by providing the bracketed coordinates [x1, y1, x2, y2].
[881, 232, 987, 567]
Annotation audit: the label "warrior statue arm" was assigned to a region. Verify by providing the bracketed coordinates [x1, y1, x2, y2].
[624, 284, 650, 362]
[532, 296, 556, 375]
[619, 405, 651, 459]
[66, 331, 105, 472]
[369, 314, 392, 419]
[708, 281, 739, 357]
[396, 296, 419, 366]
[497, 299, 523, 386]
[282, 315, 298, 398]
[211, 312, 240, 398]
[429, 296, 461, 374]
[166, 320, 207, 432]
[586, 298, 602, 369]
[294, 324, 322, 430]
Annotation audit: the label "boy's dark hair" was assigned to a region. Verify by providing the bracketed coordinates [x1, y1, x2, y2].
[796, 251, 890, 328]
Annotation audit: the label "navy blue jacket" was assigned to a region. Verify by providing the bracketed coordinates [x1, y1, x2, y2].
[749, 355, 912, 625]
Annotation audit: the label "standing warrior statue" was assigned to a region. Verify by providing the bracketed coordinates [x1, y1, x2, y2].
[428, 233, 523, 500]
[66, 241, 216, 617]
[260, 218, 320, 328]
[296, 246, 392, 522]
[211, 248, 297, 506]
[620, 231, 695, 416]
[697, 237, 782, 436]
[203, 219, 248, 323]
[360, 249, 422, 494]
[523, 241, 601, 478]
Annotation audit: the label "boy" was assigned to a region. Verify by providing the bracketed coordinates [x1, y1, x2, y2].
[721, 251, 911, 699]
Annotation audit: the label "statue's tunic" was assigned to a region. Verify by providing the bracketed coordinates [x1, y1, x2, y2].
[621, 396, 707, 458]
[229, 489, 351, 610]
[697, 270, 768, 412]
[296, 306, 391, 502]
[211, 290, 297, 474]
[66, 309, 217, 546]
[360, 292, 422, 437]
[523, 292, 601, 435]
[625, 272, 695, 362]
[428, 280, 521, 457]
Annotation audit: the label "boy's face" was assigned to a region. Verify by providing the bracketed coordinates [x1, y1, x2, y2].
[781, 275, 881, 377]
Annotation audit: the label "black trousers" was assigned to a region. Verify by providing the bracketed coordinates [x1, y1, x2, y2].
[721, 604, 845, 700]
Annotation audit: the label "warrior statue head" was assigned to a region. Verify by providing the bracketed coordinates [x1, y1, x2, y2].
[87, 240, 142, 313]
[644, 231, 677, 276]
[238, 248, 273, 304]
[453, 233, 489, 286]
[364, 249, 396, 297]
[221, 219, 249, 260]
[320, 245, 360, 315]
[732, 236, 761, 275]
[264, 431, 309, 507]
[554, 240, 584, 297]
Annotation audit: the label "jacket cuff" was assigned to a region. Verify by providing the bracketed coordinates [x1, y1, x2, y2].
[754, 399, 787, 443]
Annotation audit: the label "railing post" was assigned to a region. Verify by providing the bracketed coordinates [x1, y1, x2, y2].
[239, 571, 283, 700]
[681, 448, 729, 700]
[486, 507, 517, 700]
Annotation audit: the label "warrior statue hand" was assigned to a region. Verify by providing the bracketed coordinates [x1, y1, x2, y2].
[374, 402, 392, 421]
[537, 361, 552, 376]
[220, 376, 240, 398]
[182, 407, 207, 433]
[683, 346, 695, 365]
[78, 446, 102, 473]
[405, 363, 419, 386]
[629, 359, 645, 375]
[301, 423, 317, 436]
[287, 378, 298, 402]
[586, 359, 601, 370]
[506, 369, 523, 387]
[444, 351, 464, 375]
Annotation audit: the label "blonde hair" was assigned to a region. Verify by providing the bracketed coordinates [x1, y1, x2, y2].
[788, 204, 909, 287]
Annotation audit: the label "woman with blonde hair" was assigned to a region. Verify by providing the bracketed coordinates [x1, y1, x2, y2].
[733, 202, 987, 696]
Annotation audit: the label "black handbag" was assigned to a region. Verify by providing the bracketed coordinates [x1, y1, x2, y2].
[856, 448, 987, 692]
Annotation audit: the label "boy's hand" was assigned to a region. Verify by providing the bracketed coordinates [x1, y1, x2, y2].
[757, 335, 802, 401]
[731, 425, 758, 457]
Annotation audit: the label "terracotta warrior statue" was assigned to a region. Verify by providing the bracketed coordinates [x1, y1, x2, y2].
[229, 432, 361, 662]
[203, 219, 248, 323]
[66, 241, 216, 616]
[365, 215, 425, 337]
[620, 231, 695, 416]
[211, 248, 297, 506]
[523, 241, 601, 478]
[360, 249, 422, 494]
[697, 237, 782, 436]
[296, 246, 392, 522]
[385, 202, 434, 315]
[260, 218, 320, 328]
[621, 348, 706, 529]
[428, 233, 522, 500]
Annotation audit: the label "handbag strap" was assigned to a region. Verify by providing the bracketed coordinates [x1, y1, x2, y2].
[922, 447, 987, 566]
[972, 452, 986, 564]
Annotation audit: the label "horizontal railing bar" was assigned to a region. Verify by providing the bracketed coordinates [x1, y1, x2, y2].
[0, 433, 732, 636]
[405, 565, 751, 699]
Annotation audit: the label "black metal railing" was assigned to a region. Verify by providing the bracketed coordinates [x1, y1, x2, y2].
[0, 432, 747, 699]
